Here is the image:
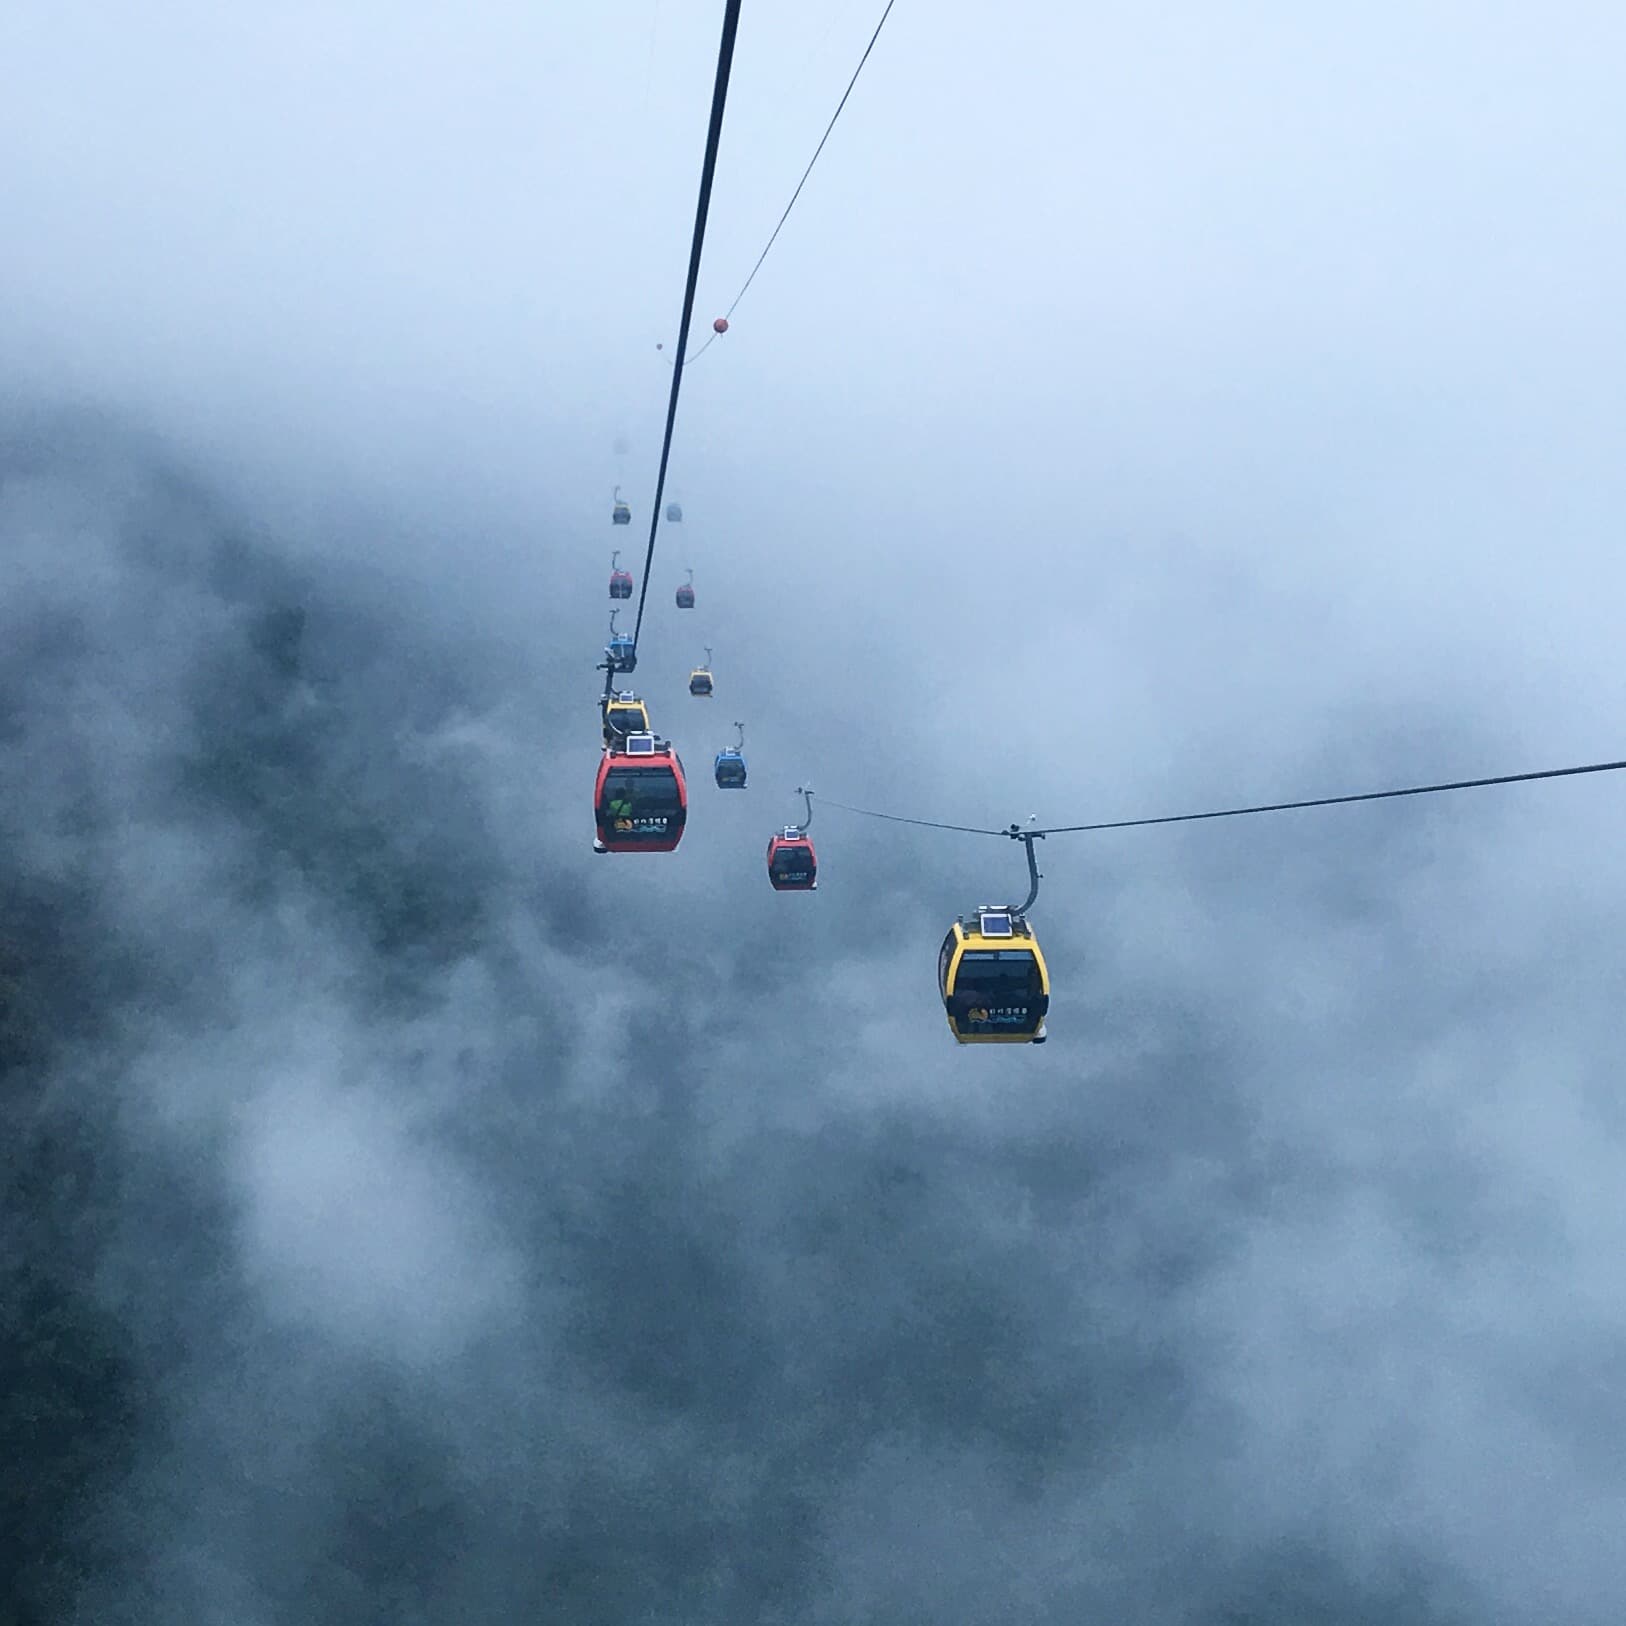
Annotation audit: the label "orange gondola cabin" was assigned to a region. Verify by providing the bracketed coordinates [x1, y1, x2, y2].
[766, 828, 817, 890]
[594, 733, 688, 854]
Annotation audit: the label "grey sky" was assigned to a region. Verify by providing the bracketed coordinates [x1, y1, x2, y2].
[4, 3, 1626, 1621]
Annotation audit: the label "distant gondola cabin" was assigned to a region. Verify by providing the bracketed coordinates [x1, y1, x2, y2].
[766, 829, 817, 890]
[602, 691, 650, 746]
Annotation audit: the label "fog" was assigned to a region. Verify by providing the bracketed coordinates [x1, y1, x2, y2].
[4, 3, 1626, 1620]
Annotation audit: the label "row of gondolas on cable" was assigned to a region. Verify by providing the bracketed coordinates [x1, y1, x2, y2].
[594, 492, 1049, 1044]
[593, 493, 816, 891]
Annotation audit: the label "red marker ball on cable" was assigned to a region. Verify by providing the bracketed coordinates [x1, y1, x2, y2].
[713, 317, 729, 334]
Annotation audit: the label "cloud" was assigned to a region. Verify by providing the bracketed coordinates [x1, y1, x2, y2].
[7, 2, 1626, 1619]
[6, 424, 1542, 1624]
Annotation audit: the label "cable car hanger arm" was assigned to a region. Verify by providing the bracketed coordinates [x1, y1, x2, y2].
[1011, 826, 1043, 913]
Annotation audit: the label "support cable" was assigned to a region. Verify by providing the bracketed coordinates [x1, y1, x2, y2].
[679, 0, 898, 364]
[817, 756, 1626, 844]
[631, 0, 744, 649]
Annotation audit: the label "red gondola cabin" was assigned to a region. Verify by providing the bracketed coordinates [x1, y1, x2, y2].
[766, 828, 817, 890]
[594, 733, 688, 854]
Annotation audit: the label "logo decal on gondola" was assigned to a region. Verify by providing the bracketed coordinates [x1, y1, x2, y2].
[964, 1005, 1029, 1026]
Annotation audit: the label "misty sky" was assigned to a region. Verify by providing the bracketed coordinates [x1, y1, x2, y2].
[5, 3, 1626, 1621]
